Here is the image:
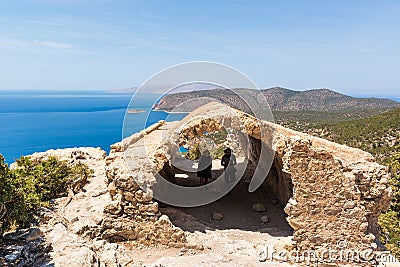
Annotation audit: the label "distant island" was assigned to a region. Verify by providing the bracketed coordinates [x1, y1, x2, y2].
[127, 109, 145, 114]
[152, 108, 188, 114]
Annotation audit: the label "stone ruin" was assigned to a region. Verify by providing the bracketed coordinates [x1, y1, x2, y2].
[103, 102, 392, 263]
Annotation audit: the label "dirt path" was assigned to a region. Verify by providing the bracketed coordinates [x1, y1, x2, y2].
[166, 181, 293, 233]
[126, 180, 294, 266]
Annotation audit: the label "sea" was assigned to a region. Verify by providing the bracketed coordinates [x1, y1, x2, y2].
[0, 90, 186, 164]
[0, 90, 399, 164]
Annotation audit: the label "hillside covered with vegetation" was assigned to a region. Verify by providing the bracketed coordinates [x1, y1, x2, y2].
[155, 87, 399, 113]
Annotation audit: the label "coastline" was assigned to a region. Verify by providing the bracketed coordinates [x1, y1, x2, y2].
[152, 108, 189, 114]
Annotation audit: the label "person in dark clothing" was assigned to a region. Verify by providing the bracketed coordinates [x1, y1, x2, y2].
[221, 147, 237, 185]
[197, 150, 212, 186]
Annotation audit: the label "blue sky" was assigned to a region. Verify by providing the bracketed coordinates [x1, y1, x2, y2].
[0, 0, 399, 95]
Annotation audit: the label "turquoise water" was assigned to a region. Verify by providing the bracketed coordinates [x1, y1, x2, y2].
[179, 147, 189, 153]
[0, 91, 186, 164]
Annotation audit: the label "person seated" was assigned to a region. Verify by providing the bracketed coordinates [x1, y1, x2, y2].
[197, 150, 213, 186]
[221, 147, 237, 185]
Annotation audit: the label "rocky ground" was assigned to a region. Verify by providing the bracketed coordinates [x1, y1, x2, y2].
[128, 228, 292, 267]
[0, 227, 51, 266]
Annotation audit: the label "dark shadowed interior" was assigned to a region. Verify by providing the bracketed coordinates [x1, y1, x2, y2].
[157, 133, 294, 236]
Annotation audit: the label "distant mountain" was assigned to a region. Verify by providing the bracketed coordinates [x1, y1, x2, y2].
[109, 87, 138, 93]
[154, 87, 399, 113]
[155, 88, 256, 114]
[263, 87, 399, 111]
[109, 83, 220, 94]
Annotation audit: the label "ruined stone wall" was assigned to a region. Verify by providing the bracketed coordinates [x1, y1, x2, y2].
[244, 117, 391, 259]
[103, 121, 186, 246]
[281, 138, 390, 256]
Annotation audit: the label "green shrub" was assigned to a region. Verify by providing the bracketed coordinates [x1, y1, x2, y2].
[0, 155, 91, 237]
[379, 210, 400, 257]
[186, 143, 201, 160]
[388, 151, 400, 212]
[0, 155, 25, 235]
[379, 152, 400, 257]
[212, 146, 225, 159]
[184, 130, 228, 160]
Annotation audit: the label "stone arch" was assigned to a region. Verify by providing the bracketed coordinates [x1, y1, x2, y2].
[152, 103, 294, 209]
[150, 109, 294, 234]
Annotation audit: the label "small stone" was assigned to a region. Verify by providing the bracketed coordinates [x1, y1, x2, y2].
[343, 201, 355, 209]
[171, 231, 185, 242]
[123, 191, 135, 202]
[363, 233, 375, 243]
[93, 215, 103, 225]
[212, 212, 223, 221]
[252, 203, 266, 212]
[157, 215, 172, 226]
[288, 198, 297, 206]
[108, 182, 116, 196]
[260, 215, 269, 223]
[104, 202, 123, 215]
[5, 252, 21, 262]
[20, 227, 43, 241]
[70, 216, 79, 224]
[370, 242, 378, 249]
[359, 222, 368, 232]
[92, 240, 106, 250]
[135, 190, 153, 202]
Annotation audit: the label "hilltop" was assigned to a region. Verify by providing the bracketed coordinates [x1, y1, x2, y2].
[155, 87, 399, 113]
